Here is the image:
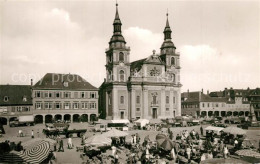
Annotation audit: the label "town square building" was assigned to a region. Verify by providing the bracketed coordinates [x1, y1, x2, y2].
[99, 4, 182, 120]
[0, 85, 33, 125]
[181, 88, 260, 119]
[32, 73, 98, 123]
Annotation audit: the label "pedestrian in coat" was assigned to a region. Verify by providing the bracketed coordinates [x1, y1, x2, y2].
[200, 126, 203, 136]
[58, 138, 64, 152]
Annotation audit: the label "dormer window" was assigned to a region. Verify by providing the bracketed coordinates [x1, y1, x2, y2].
[23, 96, 27, 102]
[63, 82, 68, 87]
[4, 96, 9, 102]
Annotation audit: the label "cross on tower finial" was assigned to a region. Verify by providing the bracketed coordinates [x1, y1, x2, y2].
[116, 0, 118, 6]
[167, 8, 168, 17]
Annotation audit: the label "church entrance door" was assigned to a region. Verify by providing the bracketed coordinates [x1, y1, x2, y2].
[120, 111, 124, 119]
[152, 108, 157, 119]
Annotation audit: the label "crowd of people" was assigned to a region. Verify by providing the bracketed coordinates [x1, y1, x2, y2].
[1, 121, 260, 164]
[79, 126, 259, 164]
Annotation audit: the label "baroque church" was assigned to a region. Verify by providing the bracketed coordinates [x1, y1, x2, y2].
[99, 3, 182, 120]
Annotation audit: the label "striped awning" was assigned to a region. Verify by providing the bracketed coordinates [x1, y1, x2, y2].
[22, 140, 50, 163]
[0, 151, 25, 163]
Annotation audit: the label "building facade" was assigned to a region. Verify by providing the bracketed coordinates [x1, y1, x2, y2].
[99, 4, 182, 120]
[0, 85, 33, 125]
[32, 73, 98, 123]
[181, 88, 256, 119]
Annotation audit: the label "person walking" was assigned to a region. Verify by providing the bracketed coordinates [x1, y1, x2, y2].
[223, 145, 228, 159]
[18, 130, 22, 137]
[31, 130, 34, 138]
[200, 126, 203, 136]
[58, 137, 64, 152]
[114, 152, 119, 164]
[68, 137, 73, 149]
[112, 145, 117, 157]
[170, 148, 176, 163]
[186, 146, 191, 160]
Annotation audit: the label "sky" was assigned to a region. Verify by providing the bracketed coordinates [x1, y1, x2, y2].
[0, 0, 259, 93]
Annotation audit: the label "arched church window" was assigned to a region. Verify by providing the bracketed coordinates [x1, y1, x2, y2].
[171, 57, 175, 65]
[119, 52, 124, 62]
[152, 95, 157, 104]
[166, 96, 169, 104]
[119, 70, 125, 82]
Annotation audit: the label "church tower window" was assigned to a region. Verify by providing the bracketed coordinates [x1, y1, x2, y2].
[119, 70, 125, 82]
[171, 57, 175, 65]
[119, 52, 124, 62]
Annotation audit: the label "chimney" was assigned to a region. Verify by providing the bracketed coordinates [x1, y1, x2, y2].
[201, 88, 203, 93]
[31, 79, 33, 86]
[187, 89, 189, 98]
[207, 90, 209, 95]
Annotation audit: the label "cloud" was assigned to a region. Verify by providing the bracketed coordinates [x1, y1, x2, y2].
[0, 6, 106, 87]
[180, 44, 259, 91]
[123, 27, 163, 61]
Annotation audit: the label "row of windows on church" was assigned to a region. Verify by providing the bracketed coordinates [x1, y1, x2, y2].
[108, 52, 125, 63]
[108, 95, 176, 105]
[109, 53, 176, 66]
[135, 107, 172, 112]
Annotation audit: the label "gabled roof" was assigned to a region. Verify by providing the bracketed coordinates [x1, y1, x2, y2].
[0, 85, 32, 106]
[33, 73, 97, 90]
[130, 58, 146, 72]
[182, 91, 227, 103]
[201, 94, 227, 102]
[248, 88, 260, 96]
[130, 54, 165, 72]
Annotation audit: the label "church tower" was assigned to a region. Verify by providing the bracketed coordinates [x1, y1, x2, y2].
[104, 3, 130, 120]
[160, 13, 181, 86]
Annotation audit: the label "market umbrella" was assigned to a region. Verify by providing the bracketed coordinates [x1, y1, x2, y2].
[222, 127, 246, 135]
[102, 129, 128, 138]
[157, 137, 175, 151]
[22, 140, 51, 164]
[200, 158, 249, 164]
[22, 138, 56, 151]
[156, 134, 167, 140]
[0, 151, 25, 163]
[85, 134, 112, 146]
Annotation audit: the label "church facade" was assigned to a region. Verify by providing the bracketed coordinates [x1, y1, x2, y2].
[99, 4, 182, 120]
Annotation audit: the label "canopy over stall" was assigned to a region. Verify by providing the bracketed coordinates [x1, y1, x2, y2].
[102, 128, 128, 138]
[111, 119, 130, 124]
[134, 119, 149, 128]
[205, 126, 224, 135]
[222, 126, 246, 135]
